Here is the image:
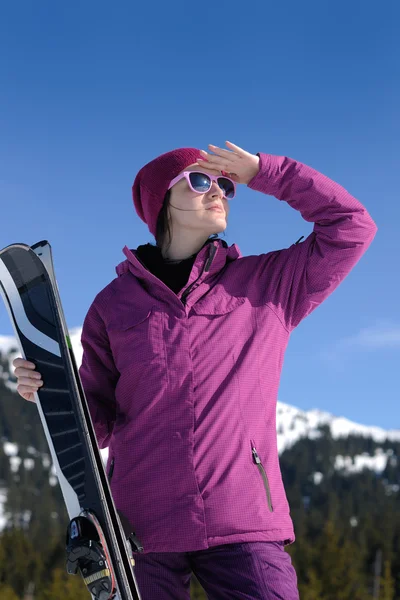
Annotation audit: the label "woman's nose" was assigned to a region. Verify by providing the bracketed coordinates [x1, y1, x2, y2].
[210, 179, 224, 197]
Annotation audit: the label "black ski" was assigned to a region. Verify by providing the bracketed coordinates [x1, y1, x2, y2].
[0, 241, 143, 600]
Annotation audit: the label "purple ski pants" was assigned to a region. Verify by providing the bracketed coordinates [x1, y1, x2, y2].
[132, 541, 300, 599]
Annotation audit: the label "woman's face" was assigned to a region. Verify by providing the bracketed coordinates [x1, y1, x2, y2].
[167, 163, 231, 235]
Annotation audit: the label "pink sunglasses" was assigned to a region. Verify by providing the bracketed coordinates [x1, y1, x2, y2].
[167, 171, 236, 199]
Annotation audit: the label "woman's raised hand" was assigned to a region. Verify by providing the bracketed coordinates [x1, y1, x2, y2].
[197, 141, 260, 185]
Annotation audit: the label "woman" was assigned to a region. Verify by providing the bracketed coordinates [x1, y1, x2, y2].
[13, 141, 377, 599]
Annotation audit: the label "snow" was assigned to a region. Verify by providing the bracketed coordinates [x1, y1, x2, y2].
[9, 456, 21, 473]
[312, 472, 324, 485]
[3, 442, 18, 456]
[276, 401, 400, 454]
[330, 417, 400, 444]
[335, 448, 390, 474]
[22, 510, 31, 526]
[0, 488, 7, 530]
[27, 446, 39, 456]
[0, 336, 21, 391]
[23, 458, 35, 471]
[0, 335, 19, 355]
[385, 484, 399, 495]
[42, 456, 51, 468]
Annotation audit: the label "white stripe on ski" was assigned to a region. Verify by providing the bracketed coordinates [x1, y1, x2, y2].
[34, 388, 81, 518]
[0, 259, 61, 357]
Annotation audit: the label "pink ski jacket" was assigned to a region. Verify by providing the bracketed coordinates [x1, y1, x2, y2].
[79, 153, 377, 553]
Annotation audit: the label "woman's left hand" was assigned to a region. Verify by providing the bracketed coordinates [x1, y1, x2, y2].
[197, 141, 260, 185]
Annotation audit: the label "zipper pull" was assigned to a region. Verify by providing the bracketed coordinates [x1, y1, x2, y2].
[252, 447, 261, 464]
[108, 457, 115, 481]
[204, 243, 217, 272]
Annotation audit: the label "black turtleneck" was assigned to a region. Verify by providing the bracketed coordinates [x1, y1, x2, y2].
[135, 243, 197, 294]
[135, 239, 220, 295]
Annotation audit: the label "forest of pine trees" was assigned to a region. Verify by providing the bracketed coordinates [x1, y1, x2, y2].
[0, 371, 399, 599]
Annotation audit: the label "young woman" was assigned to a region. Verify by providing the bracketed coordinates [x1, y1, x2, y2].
[13, 141, 377, 599]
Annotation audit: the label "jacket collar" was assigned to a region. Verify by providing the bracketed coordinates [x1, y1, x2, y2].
[116, 238, 241, 282]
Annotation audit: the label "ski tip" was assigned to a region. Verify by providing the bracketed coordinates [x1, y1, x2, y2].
[31, 240, 51, 251]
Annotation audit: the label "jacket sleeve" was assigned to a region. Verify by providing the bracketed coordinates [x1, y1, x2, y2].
[78, 300, 119, 449]
[247, 153, 378, 331]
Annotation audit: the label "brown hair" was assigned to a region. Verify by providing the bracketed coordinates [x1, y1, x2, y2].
[155, 190, 173, 251]
[155, 189, 225, 252]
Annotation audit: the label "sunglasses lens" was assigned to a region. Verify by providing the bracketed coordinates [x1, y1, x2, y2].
[218, 177, 235, 199]
[189, 172, 211, 192]
[189, 172, 235, 199]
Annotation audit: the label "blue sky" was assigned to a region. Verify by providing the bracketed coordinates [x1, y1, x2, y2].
[0, 1, 399, 429]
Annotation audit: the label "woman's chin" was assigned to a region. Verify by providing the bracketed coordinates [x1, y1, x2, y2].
[210, 222, 226, 235]
[209, 223, 226, 235]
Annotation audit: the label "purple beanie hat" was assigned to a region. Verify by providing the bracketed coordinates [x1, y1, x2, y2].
[132, 147, 204, 237]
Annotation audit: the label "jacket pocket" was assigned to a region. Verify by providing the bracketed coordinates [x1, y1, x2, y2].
[108, 457, 115, 483]
[107, 306, 165, 371]
[251, 439, 273, 512]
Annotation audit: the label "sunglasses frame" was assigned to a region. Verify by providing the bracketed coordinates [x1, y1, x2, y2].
[167, 171, 236, 199]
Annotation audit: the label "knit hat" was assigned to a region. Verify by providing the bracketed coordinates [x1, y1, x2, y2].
[132, 147, 204, 237]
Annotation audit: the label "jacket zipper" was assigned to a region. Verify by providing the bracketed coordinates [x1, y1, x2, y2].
[181, 243, 217, 305]
[251, 441, 273, 512]
[108, 457, 115, 483]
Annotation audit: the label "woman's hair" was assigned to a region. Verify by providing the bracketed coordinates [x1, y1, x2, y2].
[155, 189, 225, 251]
[155, 190, 173, 251]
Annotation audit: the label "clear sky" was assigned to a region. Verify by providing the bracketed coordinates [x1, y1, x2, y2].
[0, 1, 399, 429]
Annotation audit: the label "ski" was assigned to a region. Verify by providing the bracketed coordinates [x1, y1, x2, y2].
[0, 241, 143, 600]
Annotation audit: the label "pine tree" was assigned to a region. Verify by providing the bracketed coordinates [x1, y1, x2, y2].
[37, 568, 89, 600]
[0, 529, 42, 598]
[380, 558, 395, 600]
[0, 584, 20, 600]
[298, 567, 323, 599]
[312, 517, 368, 600]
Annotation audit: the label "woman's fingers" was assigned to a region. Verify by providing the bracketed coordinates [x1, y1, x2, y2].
[208, 144, 238, 161]
[225, 141, 249, 155]
[17, 376, 43, 387]
[17, 386, 37, 403]
[12, 358, 43, 401]
[13, 357, 36, 370]
[14, 366, 42, 379]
